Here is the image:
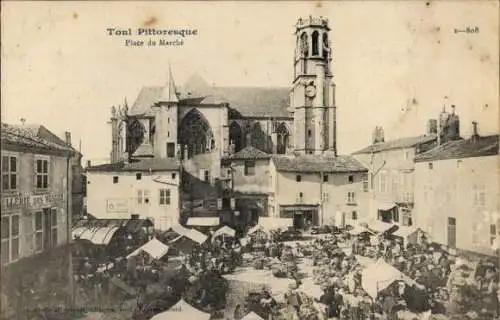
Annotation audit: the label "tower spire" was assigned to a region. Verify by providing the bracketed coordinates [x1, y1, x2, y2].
[160, 63, 179, 103]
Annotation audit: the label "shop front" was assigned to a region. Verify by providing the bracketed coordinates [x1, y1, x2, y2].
[279, 204, 319, 230]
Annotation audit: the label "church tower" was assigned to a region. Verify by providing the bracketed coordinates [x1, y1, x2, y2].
[291, 16, 337, 156]
[153, 66, 179, 159]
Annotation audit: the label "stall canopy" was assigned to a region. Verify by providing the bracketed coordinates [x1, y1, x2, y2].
[241, 311, 264, 320]
[149, 299, 211, 320]
[126, 238, 170, 260]
[258, 217, 293, 231]
[359, 219, 396, 234]
[167, 224, 208, 245]
[72, 226, 120, 245]
[212, 225, 236, 239]
[392, 226, 422, 245]
[377, 201, 397, 211]
[348, 224, 374, 235]
[248, 224, 266, 235]
[361, 259, 417, 299]
[186, 217, 220, 227]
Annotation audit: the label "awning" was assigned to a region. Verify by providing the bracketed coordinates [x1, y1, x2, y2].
[150, 299, 211, 320]
[377, 201, 397, 211]
[348, 225, 374, 235]
[72, 226, 120, 245]
[186, 217, 220, 227]
[126, 238, 170, 260]
[360, 219, 396, 234]
[258, 217, 293, 230]
[212, 225, 236, 239]
[241, 311, 264, 320]
[361, 259, 417, 299]
[393, 226, 420, 238]
[168, 226, 208, 245]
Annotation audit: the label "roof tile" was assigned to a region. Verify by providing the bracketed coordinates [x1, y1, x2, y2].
[352, 135, 437, 154]
[86, 157, 180, 172]
[272, 154, 368, 173]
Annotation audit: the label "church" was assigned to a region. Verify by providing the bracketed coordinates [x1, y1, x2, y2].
[88, 16, 368, 230]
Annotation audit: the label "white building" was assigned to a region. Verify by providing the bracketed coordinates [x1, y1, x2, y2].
[86, 158, 181, 230]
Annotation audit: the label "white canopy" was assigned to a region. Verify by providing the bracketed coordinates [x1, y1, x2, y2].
[212, 225, 236, 239]
[186, 217, 220, 227]
[393, 226, 420, 238]
[167, 224, 208, 245]
[361, 259, 416, 299]
[359, 219, 396, 234]
[348, 224, 374, 235]
[150, 299, 211, 320]
[377, 201, 397, 211]
[258, 217, 293, 231]
[126, 238, 170, 260]
[241, 311, 264, 320]
[248, 224, 266, 235]
[72, 226, 120, 245]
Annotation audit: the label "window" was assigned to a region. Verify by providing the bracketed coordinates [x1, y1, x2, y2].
[1, 214, 20, 265]
[36, 158, 49, 189]
[35, 211, 43, 251]
[323, 175, 328, 182]
[167, 142, 175, 158]
[490, 224, 497, 246]
[204, 170, 210, 182]
[296, 175, 302, 182]
[351, 211, 358, 220]
[312, 31, 319, 55]
[379, 171, 387, 193]
[113, 176, 119, 184]
[402, 210, 412, 226]
[244, 160, 256, 176]
[362, 174, 369, 192]
[473, 184, 486, 207]
[347, 192, 356, 204]
[307, 130, 312, 137]
[322, 192, 328, 202]
[159, 189, 171, 205]
[137, 190, 150, 205]
[171, 173, 176, 180]
[428, 162, 433, 170]
[136, 173, 142, 180]
[298, 192, 304, 202]
[1, 155, 17, 191]
[348, 175, 354, 183]
[167, 132, 170, 137]
[456, 160, 462, 168]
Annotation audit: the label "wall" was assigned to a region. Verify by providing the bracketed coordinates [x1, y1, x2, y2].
[1, 149, 71, 265]
[270, 164, 368, 226]
[86, 170, 180, 230]
[231, 158, 272, 194]
[414, 155, 500, 255]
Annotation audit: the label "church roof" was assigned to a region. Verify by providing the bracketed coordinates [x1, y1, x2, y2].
[129, 73, 291, 118]
[226, 146, 272, 160]
[272, 154, 368, 173]
[159, 66, 179, 103]
[352, 135, 437, 155]
[414, 134, 499, 162]
[86, 158, 180, 172]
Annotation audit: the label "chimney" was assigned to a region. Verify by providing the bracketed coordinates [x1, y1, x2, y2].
[451, 105, 456, 115]
[471, 121, 480, 142]
[427, 119, 438, 135]
[65, 131, 72, 147]
[130, 214, 139, 220]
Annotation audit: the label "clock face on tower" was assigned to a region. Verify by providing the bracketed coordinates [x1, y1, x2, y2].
[305, 84, 316, 98]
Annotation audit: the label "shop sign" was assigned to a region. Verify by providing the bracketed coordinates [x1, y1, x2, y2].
[106, 198, 128, 213]
[1, 193, 64, 211]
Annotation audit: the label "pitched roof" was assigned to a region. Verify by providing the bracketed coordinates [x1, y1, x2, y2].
[159, 66, 179, 103]
[1, 123, 75, 154]
[227, 146, 271, 160]
[352, 135, 437, 154]
[272, 154, 368, 173]
[129, 71, 292, 119]
[86, 157, 180, 172]
[414, 134, 499, 162]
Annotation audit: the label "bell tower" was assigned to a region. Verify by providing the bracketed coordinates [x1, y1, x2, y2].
[291, 16, 337, 156]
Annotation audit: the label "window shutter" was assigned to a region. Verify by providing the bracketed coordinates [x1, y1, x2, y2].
[199, 170, 204, 180]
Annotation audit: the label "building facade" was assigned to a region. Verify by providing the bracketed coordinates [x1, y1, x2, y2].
[1, 123, 76, 318]
[414, 130, 499, 255]
[86, 159, 181, 230]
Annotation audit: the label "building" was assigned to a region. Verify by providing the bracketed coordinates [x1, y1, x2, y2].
[1, 122, 77, 317]
[414, 123, 499, 255]
[270, 155, 369, 228]
[351, 106, 462, 226]
[85, 158, 181, 230]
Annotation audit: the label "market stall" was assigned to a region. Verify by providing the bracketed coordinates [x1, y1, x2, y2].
[149, 299, 211, 320]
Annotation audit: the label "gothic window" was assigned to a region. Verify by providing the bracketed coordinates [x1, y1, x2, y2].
[312, 31, 319, 56]
[322, 33, 329, 58]
[229, 121, 243, 152]
[250, 122, 268, 152]
[179, 109, 213, 159]
[127, 119, 145, 155]
[300, 32, 309, 57]
[276, 122, 290, 154]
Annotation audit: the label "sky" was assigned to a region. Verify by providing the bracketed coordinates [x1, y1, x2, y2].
[2, 1, 498, 163]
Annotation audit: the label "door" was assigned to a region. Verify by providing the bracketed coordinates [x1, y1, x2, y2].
[167, 143, 175, 158]
[447, 217, 456, 248]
